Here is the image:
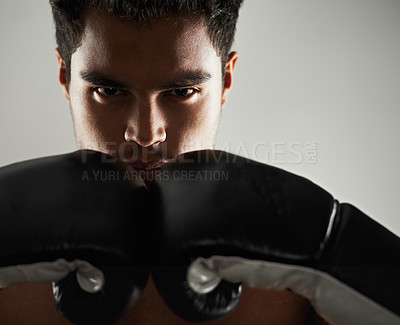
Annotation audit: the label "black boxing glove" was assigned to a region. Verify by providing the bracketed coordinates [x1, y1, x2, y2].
[0, 150, 150, 325]
[151, 150, 400, 325]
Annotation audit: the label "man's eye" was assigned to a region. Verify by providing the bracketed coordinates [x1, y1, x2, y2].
[96, 87, 124, 96]
[171, 88, 196, 97]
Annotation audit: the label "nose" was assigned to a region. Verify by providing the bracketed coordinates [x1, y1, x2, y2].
[124, 96, 167, 148]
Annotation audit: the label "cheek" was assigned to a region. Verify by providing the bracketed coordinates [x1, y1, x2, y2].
[69, 81, 125, 148]
[166, 90, 222, 153]
[193, 86, 223, 135]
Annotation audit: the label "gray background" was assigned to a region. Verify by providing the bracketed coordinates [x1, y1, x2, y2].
[1, 1, 399, 235]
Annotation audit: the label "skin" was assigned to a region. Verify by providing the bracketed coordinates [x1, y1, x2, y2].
[0, 7, 329, 325]
[0, 281, 327, 325]
[57, 8, 238, 168]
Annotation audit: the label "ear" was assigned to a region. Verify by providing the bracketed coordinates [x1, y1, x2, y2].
[221, 51, 239, 107]
[55, 48, 70, 102]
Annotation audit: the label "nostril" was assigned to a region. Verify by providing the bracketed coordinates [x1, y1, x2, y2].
[124, 98, 167, 147]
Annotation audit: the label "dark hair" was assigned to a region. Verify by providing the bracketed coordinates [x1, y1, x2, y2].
[49, 0, 243, 83]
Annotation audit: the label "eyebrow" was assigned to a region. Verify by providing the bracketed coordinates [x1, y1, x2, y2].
[80, 70, 212, 90]
[160, 71, 212, 89]
[80, 71, 131, 90]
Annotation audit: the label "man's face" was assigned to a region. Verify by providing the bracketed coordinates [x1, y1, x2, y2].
[57, 8, 237, 174]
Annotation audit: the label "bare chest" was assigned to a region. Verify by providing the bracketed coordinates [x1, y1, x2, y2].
[0, 278, 325, 325]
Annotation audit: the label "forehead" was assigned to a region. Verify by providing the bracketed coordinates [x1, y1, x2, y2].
[72, 8, 220, 86]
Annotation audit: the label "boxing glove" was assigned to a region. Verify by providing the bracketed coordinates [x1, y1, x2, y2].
[0, 150, 150, 325]
[151, 150, 400, 325]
